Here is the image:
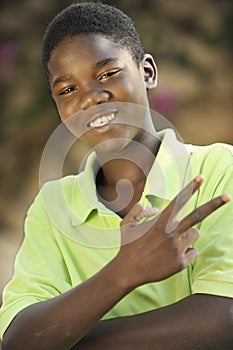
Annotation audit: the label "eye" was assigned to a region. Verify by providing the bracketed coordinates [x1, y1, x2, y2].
[99, 69, 121, 81]
[59, 87, 77, 95]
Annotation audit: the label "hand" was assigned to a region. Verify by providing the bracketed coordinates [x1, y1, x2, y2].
[117, 175, 231, 290]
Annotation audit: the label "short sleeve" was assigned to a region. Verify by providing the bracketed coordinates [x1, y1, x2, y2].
[0, 190, 72, 339]
[191, 161, 233, 298]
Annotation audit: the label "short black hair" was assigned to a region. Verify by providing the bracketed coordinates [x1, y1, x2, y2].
[41, 2, 145, 85]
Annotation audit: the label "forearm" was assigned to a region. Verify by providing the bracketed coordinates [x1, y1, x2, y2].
[74, 294, 233, 350]
[2, 259, 129, 350]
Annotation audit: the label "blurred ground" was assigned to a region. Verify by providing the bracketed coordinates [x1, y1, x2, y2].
[0, 0, 232, 346]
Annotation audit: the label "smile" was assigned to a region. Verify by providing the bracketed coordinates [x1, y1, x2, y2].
[88, 111, 117, 128]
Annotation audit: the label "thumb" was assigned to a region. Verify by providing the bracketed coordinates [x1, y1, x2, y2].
[121, 203, 159, 226]
[120, 203, 144, 246]
[120, 203, 159, 246]
[120, 203, 145, 226]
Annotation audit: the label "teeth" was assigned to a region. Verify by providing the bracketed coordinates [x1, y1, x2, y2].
[90, 113, 115, 128]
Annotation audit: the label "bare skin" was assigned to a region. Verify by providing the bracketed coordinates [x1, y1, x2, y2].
[3, 176, 232, 350]
[74, 294, 233, 350]
[2, 35, 233, 349]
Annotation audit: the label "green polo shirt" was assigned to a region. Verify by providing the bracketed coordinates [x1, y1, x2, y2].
[1, 129, 233, 339]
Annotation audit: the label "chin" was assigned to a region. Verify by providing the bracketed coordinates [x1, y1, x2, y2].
[93, 137, 133, 156]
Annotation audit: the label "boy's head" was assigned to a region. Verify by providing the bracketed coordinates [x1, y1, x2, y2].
[41, 2, 145, 84]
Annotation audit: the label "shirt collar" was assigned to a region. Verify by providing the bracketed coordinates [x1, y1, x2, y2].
[144, 128, 192, 200]
[71, 128, 192, 226]
[71, 152, 114, 225]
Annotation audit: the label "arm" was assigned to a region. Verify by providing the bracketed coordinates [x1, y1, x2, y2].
[2, 176, 231, 349]
[74, 294, 233, 350]
[2, 259, 131, 350]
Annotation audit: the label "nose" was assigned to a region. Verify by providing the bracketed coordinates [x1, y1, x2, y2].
[80, 89, 111, 110]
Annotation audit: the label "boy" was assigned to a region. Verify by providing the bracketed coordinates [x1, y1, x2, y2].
[1, 3, 233, 349]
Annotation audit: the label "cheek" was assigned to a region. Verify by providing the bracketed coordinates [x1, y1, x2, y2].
[56, 100, 78, 121]
[117, 76, 147, 104]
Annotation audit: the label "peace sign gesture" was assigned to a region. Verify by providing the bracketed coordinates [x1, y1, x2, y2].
[117, 175, 231, 290]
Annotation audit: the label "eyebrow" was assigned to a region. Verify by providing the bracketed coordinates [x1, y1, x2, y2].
[52, 74, 74, 89]
[93, 57, 120, 70]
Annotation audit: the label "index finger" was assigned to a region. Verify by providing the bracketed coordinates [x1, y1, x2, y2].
[177, 193, 231, 233]
[161, 175, 205, 222]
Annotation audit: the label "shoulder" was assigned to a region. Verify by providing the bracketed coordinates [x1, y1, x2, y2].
[41, 174, 80, 197]
[188, 142, 233, 161]
[187, 142, 233, 176]
[27, 174, 81, 220]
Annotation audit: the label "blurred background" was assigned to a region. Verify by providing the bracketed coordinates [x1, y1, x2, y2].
[0, 0, 232, 344]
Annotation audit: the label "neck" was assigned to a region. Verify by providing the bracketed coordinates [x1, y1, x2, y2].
[96, 130, 160, 187]
[95, 131, 160, 217]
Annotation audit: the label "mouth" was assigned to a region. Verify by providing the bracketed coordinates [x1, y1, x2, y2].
[87, 110, 118, 129]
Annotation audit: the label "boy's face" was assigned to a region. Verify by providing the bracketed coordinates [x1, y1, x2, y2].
[48, 34, 156, 152]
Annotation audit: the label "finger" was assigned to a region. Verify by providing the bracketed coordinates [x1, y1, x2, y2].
[161, 175, 204, 222]
[177, 193, 231, 233]
[179, 228, 200, 249]
[183, 247, 199, 267]
[121, 203, 144, 226]
[135, 207, 159, 222]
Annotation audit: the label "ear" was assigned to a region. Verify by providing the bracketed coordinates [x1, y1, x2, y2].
[140, 54, 157, 90]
